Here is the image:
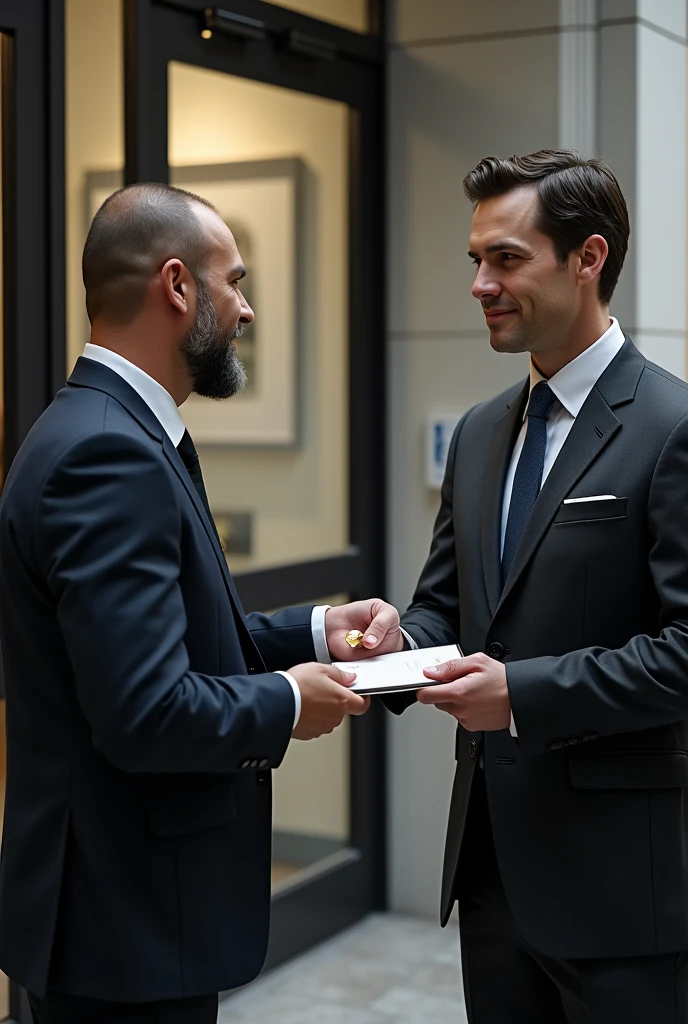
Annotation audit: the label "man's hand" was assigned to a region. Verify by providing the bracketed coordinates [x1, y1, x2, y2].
[325, 599, 403, 661]
[289, 663, 371, 740]
[417, 653, 511, 732]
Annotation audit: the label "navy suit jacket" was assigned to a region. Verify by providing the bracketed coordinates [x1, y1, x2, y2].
[0, 358, 316, 1000]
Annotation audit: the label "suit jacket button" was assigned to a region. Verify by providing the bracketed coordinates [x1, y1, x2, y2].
[240, 759, 251, 769]
[250, 759, 259, 768]
[468, 738, 477, 758]
[259, 758, 269, 768]
[567, 736, 578, 746]
[487, 642, 504, 659]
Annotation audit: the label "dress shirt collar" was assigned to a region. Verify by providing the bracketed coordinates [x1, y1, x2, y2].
[82, 343, 187, 446]
[527, 317, 625, 418]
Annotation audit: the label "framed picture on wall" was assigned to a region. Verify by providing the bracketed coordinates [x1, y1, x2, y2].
[85, 158, 302, 446]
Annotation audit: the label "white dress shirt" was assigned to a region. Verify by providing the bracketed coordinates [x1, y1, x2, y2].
[500, 318, 625, 553]
[81, 343, 329, 729]
[501, 317, 625, 736]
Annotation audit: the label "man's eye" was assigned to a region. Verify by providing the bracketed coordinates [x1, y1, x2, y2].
[501, 253, 517, 261]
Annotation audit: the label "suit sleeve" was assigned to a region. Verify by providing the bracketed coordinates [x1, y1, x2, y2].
[247, 607, 316, 672]
[508, 413, 688, 757]
[35, 432, 295, 774]
[386, 415, 467, 715]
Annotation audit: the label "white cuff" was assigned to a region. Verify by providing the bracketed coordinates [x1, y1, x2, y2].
[276, 671, 301, 729]
[509, 711, 518, 738]
[311, 604, 332, 664]
[400, 627, 418, 650]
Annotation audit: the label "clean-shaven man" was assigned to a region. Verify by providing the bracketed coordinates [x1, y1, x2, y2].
[0, 183, 400, 1024]
[393, 150, 688, 1022]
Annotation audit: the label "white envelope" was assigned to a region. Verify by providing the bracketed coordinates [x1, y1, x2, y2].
[334, 643, 462, 695]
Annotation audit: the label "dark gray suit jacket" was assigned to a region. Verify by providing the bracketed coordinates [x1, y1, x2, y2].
[395, 337, 688, 958]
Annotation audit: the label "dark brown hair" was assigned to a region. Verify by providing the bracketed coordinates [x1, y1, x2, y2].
[82, 182, 218, 325]
[463, 150, 629, 304]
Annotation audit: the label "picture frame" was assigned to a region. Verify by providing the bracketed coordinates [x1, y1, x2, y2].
[85, 157, 302, 446]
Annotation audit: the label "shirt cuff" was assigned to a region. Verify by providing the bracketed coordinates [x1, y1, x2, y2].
[276, 671, 301, 729]
[509, 711, 518, 738]
[400, 627, 418, 650]
[311, 604, 332, 664]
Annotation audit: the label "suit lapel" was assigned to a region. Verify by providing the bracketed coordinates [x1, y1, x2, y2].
[496, 357, 635, 612]
[68, 357, 257, 647]
[482, 381, 529, 617]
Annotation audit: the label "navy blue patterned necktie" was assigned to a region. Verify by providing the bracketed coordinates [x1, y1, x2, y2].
[502, 381, 557, 584]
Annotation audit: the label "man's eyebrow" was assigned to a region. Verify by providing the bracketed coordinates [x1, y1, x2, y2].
[467, 240, 531, 257]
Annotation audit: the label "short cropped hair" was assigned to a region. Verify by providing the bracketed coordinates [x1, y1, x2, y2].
[463, 150, 630, 304]
[82, 182, 218, 325]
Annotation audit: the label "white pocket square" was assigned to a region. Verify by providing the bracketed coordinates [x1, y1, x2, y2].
[564, 494, 616, 504]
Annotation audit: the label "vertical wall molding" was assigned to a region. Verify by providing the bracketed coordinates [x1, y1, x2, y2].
[558, 0, 599, 155]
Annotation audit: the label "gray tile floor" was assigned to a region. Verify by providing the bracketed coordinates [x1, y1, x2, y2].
[219, 913, 467, 1023]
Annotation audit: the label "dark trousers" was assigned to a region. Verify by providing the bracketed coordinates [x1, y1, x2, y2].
[28, 990, 219, 1024]
[457, 770, 688, 1024]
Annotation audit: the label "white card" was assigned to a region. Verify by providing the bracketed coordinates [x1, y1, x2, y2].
[334, 643, 462, 695]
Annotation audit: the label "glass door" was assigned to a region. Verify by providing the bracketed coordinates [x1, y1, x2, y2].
[123, 0, 385, 969]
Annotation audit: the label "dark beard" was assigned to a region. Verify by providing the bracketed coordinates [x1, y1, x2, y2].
[181, 278, 248, 400]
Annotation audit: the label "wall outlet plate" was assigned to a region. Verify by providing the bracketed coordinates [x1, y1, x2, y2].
[425, 415, 461, 489]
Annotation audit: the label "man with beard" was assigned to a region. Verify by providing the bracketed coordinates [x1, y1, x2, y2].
[0, 183, 399, 1023]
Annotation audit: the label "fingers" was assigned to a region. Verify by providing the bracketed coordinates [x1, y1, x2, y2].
[345, 693, 371, 716]
[323, 664, 357, 687]
[422, 653, 484, 682]
[417, 681, 465, 704]
[361, 600, 401, 649]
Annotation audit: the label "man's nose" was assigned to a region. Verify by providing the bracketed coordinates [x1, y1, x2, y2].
[471, 265, 500, 301]
[239, 292, 255, 324]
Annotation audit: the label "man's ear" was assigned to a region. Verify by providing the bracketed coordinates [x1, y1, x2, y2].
[160, 258, 194, 316]
[577, 234, 608, 288]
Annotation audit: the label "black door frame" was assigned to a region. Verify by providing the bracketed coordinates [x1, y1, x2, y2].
[123, 0, 387, 974]
[1, 1, 66, 1018]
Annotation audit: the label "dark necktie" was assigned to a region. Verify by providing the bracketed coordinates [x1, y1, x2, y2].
[177, 429, 212, 518]
[502, 381, 557, 584]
